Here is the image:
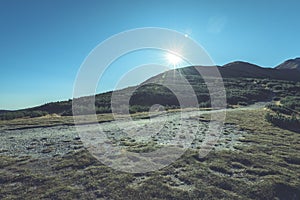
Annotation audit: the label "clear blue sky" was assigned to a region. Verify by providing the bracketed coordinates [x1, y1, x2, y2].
[1, 0, 300, 110]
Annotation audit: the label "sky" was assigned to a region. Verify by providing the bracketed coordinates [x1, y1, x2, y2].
[1, 0, 300, 110]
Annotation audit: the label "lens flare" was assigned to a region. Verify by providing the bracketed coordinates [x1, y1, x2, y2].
[165, 52, 182, 66]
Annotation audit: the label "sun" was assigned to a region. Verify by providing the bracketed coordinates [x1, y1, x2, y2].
[165, 52, 183, 66]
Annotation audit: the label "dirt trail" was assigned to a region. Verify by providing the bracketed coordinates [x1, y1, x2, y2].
[0, 102, 267, 160]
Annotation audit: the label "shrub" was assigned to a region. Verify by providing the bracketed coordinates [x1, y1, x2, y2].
[265, 113, 300, 133]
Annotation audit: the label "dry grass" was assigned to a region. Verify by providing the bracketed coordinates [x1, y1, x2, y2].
[0, 108, 299, 199]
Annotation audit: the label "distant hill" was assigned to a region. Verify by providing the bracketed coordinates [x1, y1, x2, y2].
[1, 58, 300, 120]
[219, 61, 300, 81]
[0, 110, 11, 114]
[275, 57, 300, 71]
[146, 61, 300, 83]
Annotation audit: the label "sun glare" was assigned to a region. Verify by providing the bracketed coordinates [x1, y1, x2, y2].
[165, 52, 183, 66]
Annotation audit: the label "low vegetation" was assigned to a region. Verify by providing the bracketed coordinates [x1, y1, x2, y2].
[264, 83, 300, 133]
[2, 74, 300, 120]
[0, 108, 299, 199]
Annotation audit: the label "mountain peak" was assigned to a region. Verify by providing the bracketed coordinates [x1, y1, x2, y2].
[223, 61, 261, 68]
[275, 57, 300, 70]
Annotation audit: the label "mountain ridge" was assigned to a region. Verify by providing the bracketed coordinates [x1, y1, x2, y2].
[275, 57, 300, 71]
[218, 60, 300, 81]
[1, 58, 300, 119]
[146, 59, 300, 83]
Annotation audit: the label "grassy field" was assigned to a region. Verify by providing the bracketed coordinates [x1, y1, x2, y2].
[0, 108, 202, 130]
[0, 108, 299, 199]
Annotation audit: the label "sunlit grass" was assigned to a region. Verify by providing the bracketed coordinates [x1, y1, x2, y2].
[0, 108, 299, 199]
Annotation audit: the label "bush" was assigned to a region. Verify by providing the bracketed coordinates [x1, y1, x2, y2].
[129, 105, 149, 114]
[29, 111, 48, 118]
[265, 113, 300, 133]
[266, 104, 293, 115]
[238, 102, 248, 106]
[0, 110, 48, 120]
[281, 96, 300, 112]
[96, 106, 111, 114]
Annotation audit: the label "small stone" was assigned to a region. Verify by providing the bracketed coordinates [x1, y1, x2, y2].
[41, 148, 52, 153]
[74, 136, 81, 140]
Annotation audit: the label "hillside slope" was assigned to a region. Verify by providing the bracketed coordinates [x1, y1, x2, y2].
[1, 59, 300, 120]
[275, 57, 300, 71]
